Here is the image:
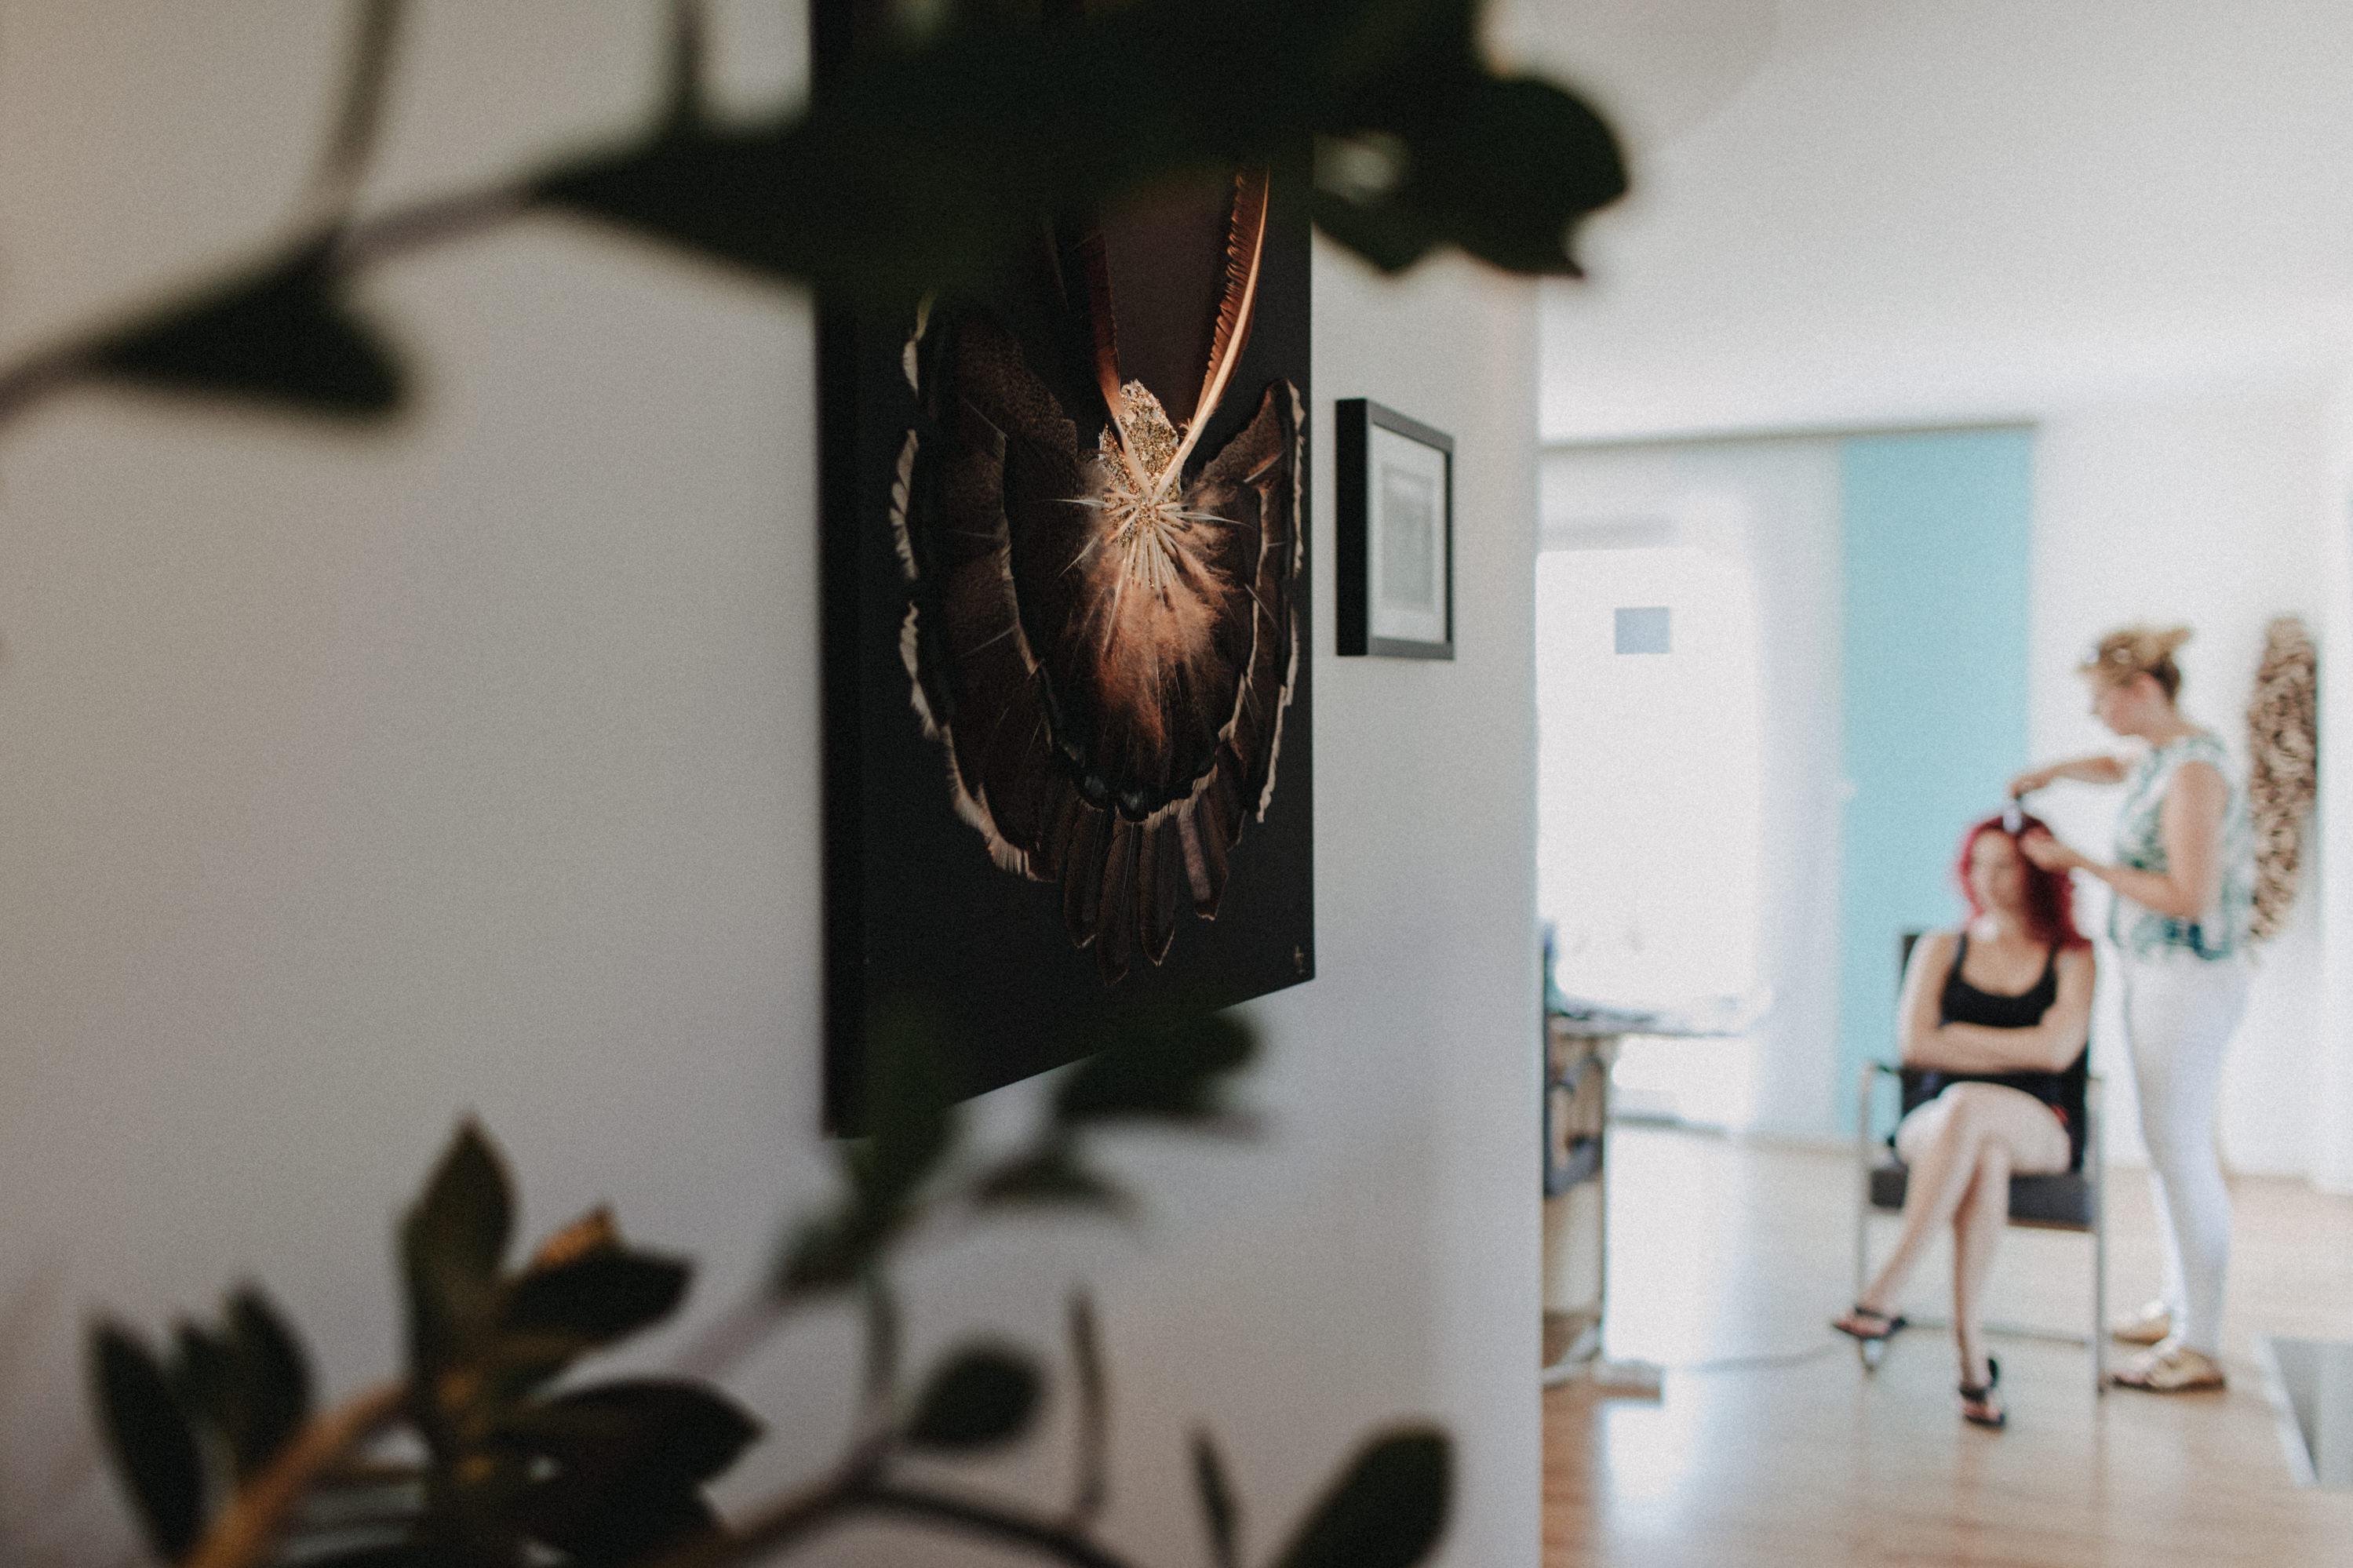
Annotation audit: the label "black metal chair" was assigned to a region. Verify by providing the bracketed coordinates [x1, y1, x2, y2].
[1852, 931, 2107, 1393]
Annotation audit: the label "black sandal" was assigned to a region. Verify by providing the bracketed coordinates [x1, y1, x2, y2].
[1958, 1357, 2005, 1428]
[1832, 1304, 1907, 1342]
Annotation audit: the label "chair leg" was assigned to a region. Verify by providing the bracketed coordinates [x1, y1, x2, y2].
[1854, 1064, 1881, 1373]
[2089, 1079, 2107, 1396]
[2092, 1200, 2107, 1395]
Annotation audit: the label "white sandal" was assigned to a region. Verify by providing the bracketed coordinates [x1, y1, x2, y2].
[2113, 1341, 2225, 1392]
[2109, 1300, 2173, 1346]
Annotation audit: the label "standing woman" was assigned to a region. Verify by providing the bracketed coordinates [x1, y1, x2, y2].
[2012, 626, 2254, 1392]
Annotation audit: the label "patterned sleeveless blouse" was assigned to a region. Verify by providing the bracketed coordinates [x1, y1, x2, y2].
[2109, 733, 2253, 961]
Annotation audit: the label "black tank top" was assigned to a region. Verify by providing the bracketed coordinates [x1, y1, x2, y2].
[1940, 933, 2059, 1028]
[1913, 933, 2087, 1167]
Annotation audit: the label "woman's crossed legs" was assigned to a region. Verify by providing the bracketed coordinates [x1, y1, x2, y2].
[1852, 1083, 2069, 1402]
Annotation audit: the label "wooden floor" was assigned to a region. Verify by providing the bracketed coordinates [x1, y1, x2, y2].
[1544, 1125, 2353, 1566]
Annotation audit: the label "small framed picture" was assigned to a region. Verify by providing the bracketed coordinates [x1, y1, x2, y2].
[1335, 399, 1454, 659]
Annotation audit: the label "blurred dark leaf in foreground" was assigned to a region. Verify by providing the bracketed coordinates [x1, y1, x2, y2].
[540, 0, 1625, 306]
[907, 1344, 1045, 1450]
[29, 0, 1619, 427]
[90, 244, 406, 419]
[1054, 1004, 1256, 1125]
[166, 1287, 314, 1484]
[91, 1323, 207, 1563]
[1273, 1427, 1451, 1568]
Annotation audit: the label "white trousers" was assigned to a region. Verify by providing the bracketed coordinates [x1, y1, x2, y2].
[2120, 948, 2250, 1357]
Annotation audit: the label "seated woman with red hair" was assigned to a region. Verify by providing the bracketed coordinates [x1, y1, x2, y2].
[1832, 813, 2095, 1428]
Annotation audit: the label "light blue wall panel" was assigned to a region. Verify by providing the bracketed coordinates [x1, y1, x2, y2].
[1838, 430, 2033, 1130]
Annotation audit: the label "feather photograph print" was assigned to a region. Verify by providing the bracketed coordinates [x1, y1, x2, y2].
[897, 166, 1302, 985]
[819, 148, 1315, 1130]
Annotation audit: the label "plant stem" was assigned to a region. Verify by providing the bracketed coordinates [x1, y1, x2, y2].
[653, 1452, 876, 1568]
[1064, 1289, 1109, 1529]
[656, 1456, 1136, 1568]
[671, 1293, 789, 1379]
[661, 0, 711, 133]
[183, 1381, 409, 1568]
[329, 183, 535, 275]
[0, 342, 98, 432]
[305, 0, 410, 220]
[858, 1484, 1138, 1568]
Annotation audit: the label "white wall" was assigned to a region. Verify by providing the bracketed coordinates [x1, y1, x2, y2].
[0, 5, 1546, 1564]
[1537, 439, 1844, 1142]
[2317, 386, 2353, 1195]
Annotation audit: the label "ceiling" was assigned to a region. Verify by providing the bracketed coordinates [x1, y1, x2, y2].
[1502, 0, 2353, 441]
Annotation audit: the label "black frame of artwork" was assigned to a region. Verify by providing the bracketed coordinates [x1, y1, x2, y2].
[814, 5, 1316, 1134]
[1335, 398, 1455, 660]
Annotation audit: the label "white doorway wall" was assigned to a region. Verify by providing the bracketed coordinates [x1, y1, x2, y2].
[1535, 546, 1763, 1129]
[1538, 440, 1845, 1140]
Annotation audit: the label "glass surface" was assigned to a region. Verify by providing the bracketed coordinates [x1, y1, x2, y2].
[2265, 1337, 2353, 1487]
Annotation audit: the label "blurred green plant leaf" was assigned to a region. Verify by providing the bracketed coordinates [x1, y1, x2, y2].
[401, 1121, 513, 1374]
[1270, 1427, 1451, 1568]
[299, 1548, 440, 1568]
[906, 1344, 1044, 1451]
[166, 1290, 315, 1484]
[89, 242, 404, 418]
[91, 1322, 207, 1563]
[972, 1140, 1133, 1214]
[773, 1001, 963, 1298]
[771, 1202, 874, 1297]
[1067, 1290, 1108, 1522]
[1054, 1006, 1255, 1125]
[529, 1490, 713, 1568]
[499, 1252, 690, 1346]
[501, 1380, 759, 1487]
[223, 1287, 314, 1476]
[1313, 75, 1625, 275]
[850, 1000, 962, 1210]
[166, 1319, 234, 1441]
[503, 1381, 760, 1567]
[1192, 1427, 1240, 1568]
[536, 0, 1623, 306]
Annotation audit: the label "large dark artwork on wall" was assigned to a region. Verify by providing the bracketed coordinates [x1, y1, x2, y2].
[817, 6, 1314, 1130]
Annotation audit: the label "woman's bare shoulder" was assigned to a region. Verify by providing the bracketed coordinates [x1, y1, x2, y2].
[2170, 755, 2227, 791]
[1909, 928, 1961, 972]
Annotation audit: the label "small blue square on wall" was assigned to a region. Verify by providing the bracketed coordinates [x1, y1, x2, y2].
[1615, 606, 1671, 655]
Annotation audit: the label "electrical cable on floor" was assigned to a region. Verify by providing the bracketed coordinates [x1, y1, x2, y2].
[1670, 1342, 1844, 1375]
[1661, 1319, 2092, 1377]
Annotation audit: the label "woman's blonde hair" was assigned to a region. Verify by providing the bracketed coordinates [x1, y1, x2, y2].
[2079, 624, 2191, 701]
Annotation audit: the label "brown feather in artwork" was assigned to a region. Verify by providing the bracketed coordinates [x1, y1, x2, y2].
[1095, 817, 1141, 982]
[1193, 769, 1237, 906]
[1061, 801, 1110, 948]
[1187, 165, 1270, 467]
[1176, 807, 1217, 915]
[1026, 776, 1081, 886]
[1071, 227, 1138, 480]
[1138, 814, 1183, 963]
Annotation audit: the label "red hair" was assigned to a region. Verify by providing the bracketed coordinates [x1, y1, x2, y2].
[1954, 813, 2089, 949]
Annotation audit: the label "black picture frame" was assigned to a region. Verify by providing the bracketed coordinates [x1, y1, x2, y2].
[1335, 399, 1455, 660]
[814, 5, 1317, 1133]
